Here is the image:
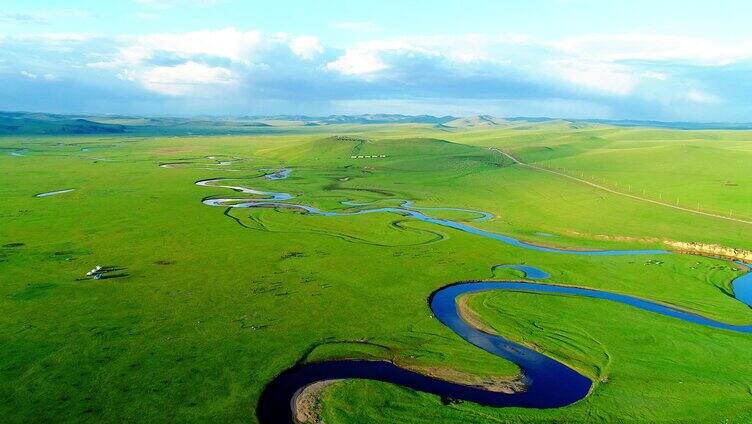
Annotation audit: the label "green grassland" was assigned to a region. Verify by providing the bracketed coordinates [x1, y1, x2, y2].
[447, 125, 752, 226]
[1, 122, 751, 423]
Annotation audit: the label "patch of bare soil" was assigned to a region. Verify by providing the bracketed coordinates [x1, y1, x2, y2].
[294, 380, 339, 424]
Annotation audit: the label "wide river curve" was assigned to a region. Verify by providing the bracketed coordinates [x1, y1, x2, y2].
[193, 171, 751, 423]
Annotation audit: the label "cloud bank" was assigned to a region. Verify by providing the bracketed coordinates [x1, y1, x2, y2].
[2, 27, 752, 120]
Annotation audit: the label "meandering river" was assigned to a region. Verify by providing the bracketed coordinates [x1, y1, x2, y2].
[194, 171, 751, 423]
[197, 175, 666, 256]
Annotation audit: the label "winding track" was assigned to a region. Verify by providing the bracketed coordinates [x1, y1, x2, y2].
[194, 170, 751, 423]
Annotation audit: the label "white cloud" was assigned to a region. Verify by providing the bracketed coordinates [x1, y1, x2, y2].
[405, 34, 530, 63]
[325, 34, 527, 78]
[642, 71, 668, 81]
[326, 40, 417, 76]
[684, 89, 720, 104]
[90, 28, 326, 95]
[122, 28, 262, 64]
[124, 61, 234, 96]
[550, 34, 752, 66]
[289, 35, 323, 60]
[4, 26, 750, 119]
[547, 59, 637, 95]
[92, 28, 262, 95]
[326, 51, 386, 76]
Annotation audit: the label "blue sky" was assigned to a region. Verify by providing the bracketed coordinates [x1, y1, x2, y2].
[2, 0, 752, 120]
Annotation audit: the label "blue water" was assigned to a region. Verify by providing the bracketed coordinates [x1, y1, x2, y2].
[197, 178, 668, 256]
[197, 178, 293, 202]
[265, 168, 292, 180]
[196, 174, 750, 422]
[401, 200, 493, 222]
[34, 188, 75, 198]
[257, 266, 752, 423]
[732, 261, 752, 308]
[342, 199, 493, 222]
[440, 279, 752, 336]
[492, 264, 551, 279]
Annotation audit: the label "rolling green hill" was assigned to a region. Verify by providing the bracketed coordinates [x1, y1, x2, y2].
[1, 121, 751, 423]
[0, 113, 126, 135]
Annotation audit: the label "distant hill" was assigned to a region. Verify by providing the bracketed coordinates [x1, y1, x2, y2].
[2, 111, 752, 135]
[0, 112, 460, 135]
[0, 112, 126, 135]
[580, 119, 752, 130]
[246, 114, 457, 125]
[442, 115, 508, 128]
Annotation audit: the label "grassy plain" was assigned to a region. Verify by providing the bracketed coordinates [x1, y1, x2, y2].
[1, 122, 751, 423]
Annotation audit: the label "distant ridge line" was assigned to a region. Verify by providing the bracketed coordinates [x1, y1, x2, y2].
[3, 111, 752, 135]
